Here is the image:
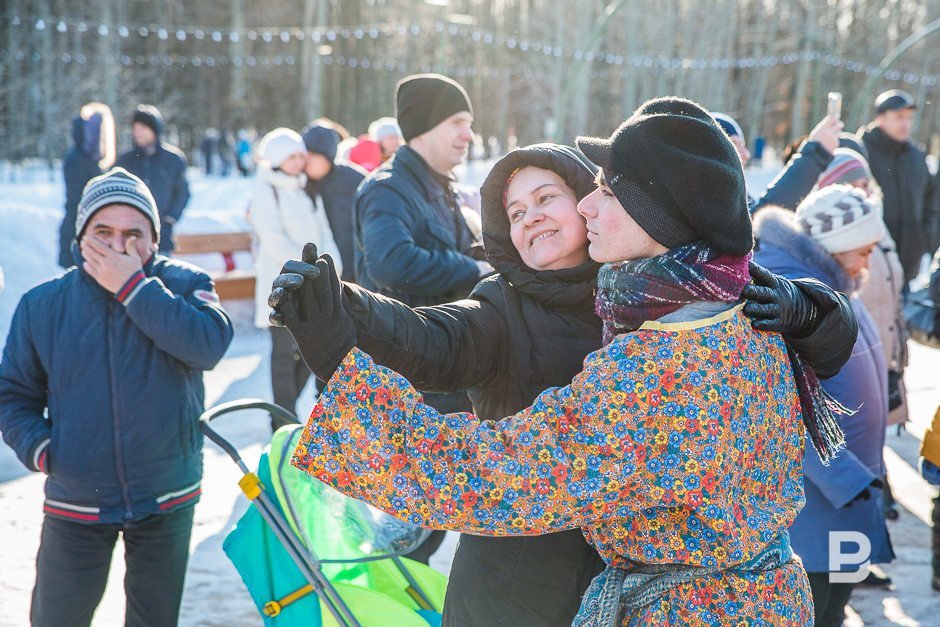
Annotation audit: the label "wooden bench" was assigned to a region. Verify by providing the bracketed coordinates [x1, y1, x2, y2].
[174, 232, 255, 300]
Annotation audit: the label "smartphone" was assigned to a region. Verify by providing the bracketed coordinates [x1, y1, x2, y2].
[828, 92, 842, 120]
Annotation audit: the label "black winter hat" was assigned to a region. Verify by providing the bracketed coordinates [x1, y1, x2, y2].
[576, 96, 753, 256]
[395, 73, 472, 142]
[131, 104, 163, 137]
[301, 121, 341, 162]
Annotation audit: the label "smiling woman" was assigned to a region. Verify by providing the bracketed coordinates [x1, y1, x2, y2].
[505, 166, 590, 271]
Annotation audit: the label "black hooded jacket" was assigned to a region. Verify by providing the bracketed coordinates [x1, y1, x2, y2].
[345, 144, 607, 626]
[115, 106, 190, 253]
[342, 144, 859, 625]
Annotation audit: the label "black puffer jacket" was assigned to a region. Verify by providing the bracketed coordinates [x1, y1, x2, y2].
[343, 144, 859, 625]
[346, 144, 607, 626]
[862, 125, 939, 281]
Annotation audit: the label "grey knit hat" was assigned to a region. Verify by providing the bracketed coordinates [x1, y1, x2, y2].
[76, 167, 160, 243]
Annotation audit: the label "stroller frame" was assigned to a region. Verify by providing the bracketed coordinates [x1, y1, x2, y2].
[201, 399, 439, 626]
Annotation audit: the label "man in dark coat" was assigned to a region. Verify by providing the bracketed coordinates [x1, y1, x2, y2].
[353, 74, 489, 311]
[0, 168, 233, 626]
[861, 89, 939, 281]
[116, 105, 190, 254]
[301, 120, 367, 282]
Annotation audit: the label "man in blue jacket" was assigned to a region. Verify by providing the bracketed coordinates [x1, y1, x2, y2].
[0, 168, 233, 627]
[353, 73, 491, 313]
[116, 105, 190, 254]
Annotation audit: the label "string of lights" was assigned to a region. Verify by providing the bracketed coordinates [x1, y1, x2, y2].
[8, 13, 940, 85]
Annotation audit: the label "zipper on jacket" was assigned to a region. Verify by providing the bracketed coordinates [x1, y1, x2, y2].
[108, 301, 134, 519]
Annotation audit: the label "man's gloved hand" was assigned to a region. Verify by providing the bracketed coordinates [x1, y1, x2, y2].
[743, 262, 819, 337]
[275, 247, 356, 381]
[269, 244, 320, 327]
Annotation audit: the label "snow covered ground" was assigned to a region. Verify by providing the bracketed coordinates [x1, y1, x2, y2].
[1, 162, 939, 626]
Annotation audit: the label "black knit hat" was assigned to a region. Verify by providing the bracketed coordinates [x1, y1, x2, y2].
[576, 97, 753, 256]
[395, 73, 472, 142]
[301, 121, 341, 161]
[131, 104, 163, 137]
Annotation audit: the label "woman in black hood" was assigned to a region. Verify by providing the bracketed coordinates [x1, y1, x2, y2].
[274, 143, 858, 626]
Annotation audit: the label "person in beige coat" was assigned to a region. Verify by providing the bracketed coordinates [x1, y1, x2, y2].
[251, 128, 342, 429]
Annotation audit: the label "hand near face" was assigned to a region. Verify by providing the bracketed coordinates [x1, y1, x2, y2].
[80, 234, 145, 294]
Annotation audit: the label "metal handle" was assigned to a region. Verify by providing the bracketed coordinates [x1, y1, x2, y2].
[199, 399, 299, 466]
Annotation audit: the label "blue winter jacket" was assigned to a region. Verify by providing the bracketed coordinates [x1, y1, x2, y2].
[751, 140, 834, 213]
[352, 146, 481, 308]
[116, 124, 190, 253]
[0, 249, 233, 524]
[754, 208, 893, 571]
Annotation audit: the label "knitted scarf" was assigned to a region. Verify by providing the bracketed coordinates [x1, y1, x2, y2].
[595, 242, 750, 343]
[595, 241, 846, 465]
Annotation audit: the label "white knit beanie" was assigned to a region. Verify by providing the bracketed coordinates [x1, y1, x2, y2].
[794, 185, 885, 254]
[258, 128, 306, 168]
[369, 117, 403, 142]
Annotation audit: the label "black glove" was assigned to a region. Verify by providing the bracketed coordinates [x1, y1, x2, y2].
[743, 261, 819, 337]
[269, 244, 320, 327]
[846, 478, 884, 507]
[273, 246, 356, 380]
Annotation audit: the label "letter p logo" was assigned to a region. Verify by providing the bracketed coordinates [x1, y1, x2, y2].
[829, 531, 871, 583]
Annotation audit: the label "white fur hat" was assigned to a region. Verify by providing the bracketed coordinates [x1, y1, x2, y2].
[258, 128, 306, 168]
[794, 185, 885, 254]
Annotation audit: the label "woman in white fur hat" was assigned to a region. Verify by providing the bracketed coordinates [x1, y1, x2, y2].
[251, 127, 342, 430]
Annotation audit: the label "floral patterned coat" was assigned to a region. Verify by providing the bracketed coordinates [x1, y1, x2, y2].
[292, 307, 813, 625]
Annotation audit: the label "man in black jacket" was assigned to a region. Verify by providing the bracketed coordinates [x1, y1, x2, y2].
[861, 89, 939, 282]
[301, 120, 367, 282]
[116, 105, 190, 255]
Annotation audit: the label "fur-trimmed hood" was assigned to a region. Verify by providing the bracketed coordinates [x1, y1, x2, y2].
[753, 207, 855, 293]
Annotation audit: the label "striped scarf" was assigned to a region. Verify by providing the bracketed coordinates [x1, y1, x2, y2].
[595, 242, 750, 344]
[595, 241, 846, 465]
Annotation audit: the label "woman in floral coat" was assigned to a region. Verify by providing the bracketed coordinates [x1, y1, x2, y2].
[280, 98, 825, 624]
